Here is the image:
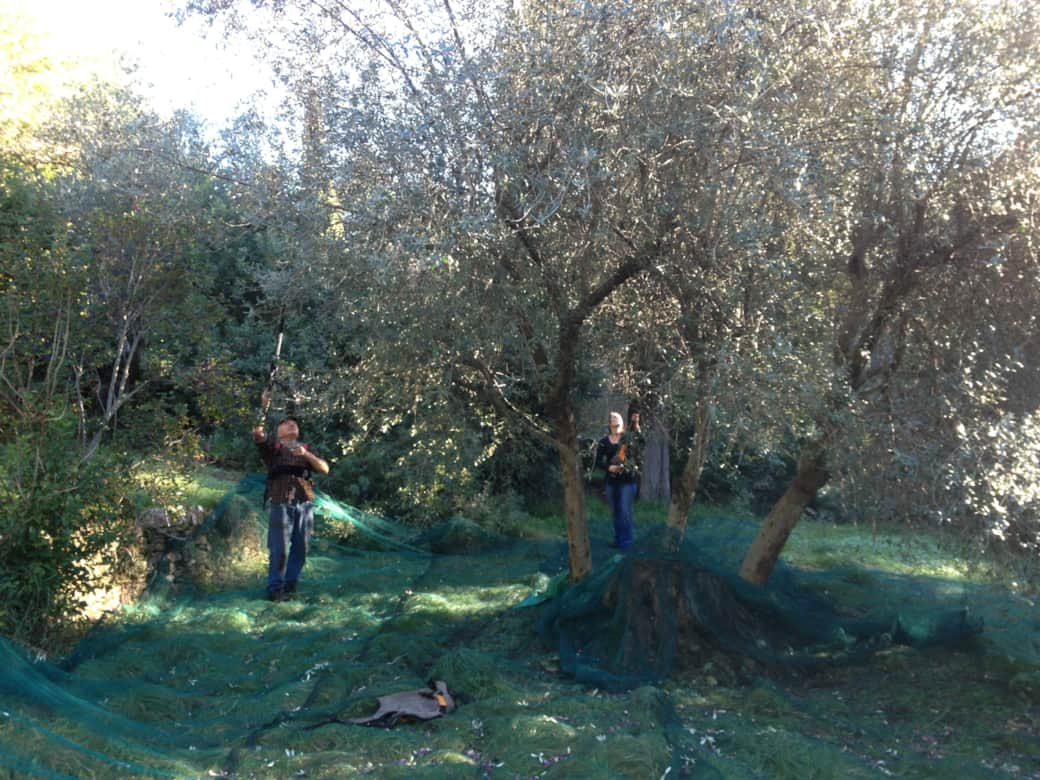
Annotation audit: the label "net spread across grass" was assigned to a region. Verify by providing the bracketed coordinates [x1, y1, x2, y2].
[1, 476, 1037, 778]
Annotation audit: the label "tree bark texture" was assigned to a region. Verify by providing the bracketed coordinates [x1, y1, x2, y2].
[558, 433, 592, 583]
[666, 399, 711, 539]
[739, 442, 829, 585]
[639, 415, 671, 503]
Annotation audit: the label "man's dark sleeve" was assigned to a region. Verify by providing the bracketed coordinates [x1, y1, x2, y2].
[255, 434, 276, 466]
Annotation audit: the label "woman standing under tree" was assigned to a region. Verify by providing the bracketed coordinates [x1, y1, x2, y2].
[596, 409, 643, 549]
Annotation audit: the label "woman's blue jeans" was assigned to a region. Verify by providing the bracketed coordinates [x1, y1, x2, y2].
[267, 501, 314, 595]
[605, 481, 637, 548]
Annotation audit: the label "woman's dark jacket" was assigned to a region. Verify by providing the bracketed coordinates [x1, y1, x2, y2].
[595, 432, 643, 484]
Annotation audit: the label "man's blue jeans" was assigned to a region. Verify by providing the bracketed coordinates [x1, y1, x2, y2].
[267, 501, 314, 595]
[605, 481, 637, 549]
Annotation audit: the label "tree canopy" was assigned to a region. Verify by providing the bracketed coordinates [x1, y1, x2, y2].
[0, 0, 1037, 640]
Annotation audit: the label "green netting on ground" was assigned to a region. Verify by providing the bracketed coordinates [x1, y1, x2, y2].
[1, 477, 1038, 779]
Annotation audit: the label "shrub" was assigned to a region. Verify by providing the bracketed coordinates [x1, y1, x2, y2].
[0, 419, 138, 651]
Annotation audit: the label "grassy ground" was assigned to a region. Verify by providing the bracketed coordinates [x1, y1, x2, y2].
[131, 463, 247, 515]
[0, 471, 1037, 779]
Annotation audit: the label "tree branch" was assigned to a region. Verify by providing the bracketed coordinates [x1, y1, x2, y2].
[456, 355, 557, 449]
[442, 0, 498, 126]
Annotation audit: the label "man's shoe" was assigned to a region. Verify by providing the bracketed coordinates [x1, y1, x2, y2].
[268, 587, 286, 602]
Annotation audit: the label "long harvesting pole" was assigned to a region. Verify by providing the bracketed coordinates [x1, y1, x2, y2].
[257, 308, 287, 428]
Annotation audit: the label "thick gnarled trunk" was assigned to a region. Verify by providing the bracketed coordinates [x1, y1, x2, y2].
[739, 441, 829, 585]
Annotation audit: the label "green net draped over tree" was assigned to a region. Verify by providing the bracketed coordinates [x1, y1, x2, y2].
[536, 521, 984, 692]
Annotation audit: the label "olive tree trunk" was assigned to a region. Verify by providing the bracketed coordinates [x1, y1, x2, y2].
[665, 398, 712, 540]
[557, 430, 592, 582]
[639, 413, 671, 503]
[739, 441, 829, 585]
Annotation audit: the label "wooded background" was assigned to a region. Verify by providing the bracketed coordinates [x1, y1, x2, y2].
[2, 0, 1038, 646]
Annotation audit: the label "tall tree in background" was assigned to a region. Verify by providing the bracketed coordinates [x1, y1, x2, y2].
[0, 7, 322, 645]
[48, 87, 231, 456]
[0, 7, 77, 163]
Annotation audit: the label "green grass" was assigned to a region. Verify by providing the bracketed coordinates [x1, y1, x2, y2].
[130, 463, 243, 514]
[186, 466, 246, 508]
[784, 519, 994, 582]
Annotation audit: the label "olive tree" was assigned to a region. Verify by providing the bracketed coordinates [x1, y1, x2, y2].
[738, 0, 1040, 583]
[188, 0, 803, 578]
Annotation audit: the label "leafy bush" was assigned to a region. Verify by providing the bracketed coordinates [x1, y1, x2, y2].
[695, 441, 797, 512]
[323, 418, 501, 525]
[454, 488, 536, 537]
[0, 419, 138, 651]
[205, 425, 253, 468]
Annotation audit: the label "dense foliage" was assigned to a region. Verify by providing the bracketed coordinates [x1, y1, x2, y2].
[1, 0, 1038, 645]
